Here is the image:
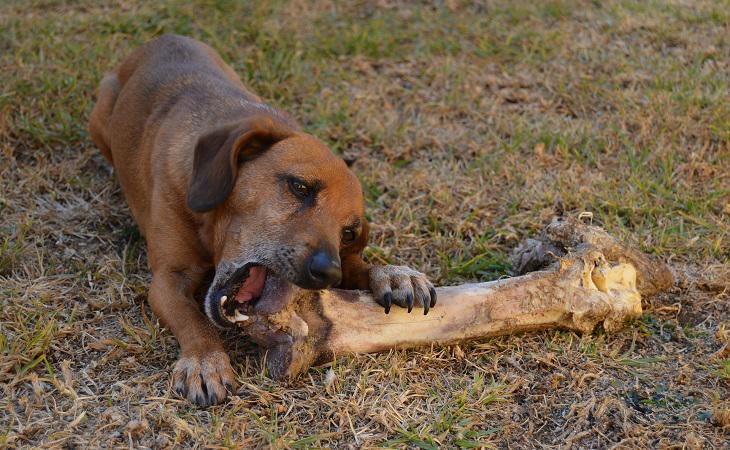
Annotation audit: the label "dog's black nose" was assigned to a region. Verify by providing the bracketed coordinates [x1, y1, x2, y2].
[306, 250, 342, 289]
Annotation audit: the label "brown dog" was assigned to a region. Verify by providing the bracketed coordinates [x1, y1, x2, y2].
[89, 34, 436, 407]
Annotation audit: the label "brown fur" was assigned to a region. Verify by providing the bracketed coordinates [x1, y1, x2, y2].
[89, 35, 435, 407]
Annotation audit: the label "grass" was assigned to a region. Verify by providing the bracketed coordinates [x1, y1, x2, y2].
[1, 0, 729, 447]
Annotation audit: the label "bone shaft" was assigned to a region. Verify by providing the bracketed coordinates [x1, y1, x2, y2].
[307, 269, 583, 358]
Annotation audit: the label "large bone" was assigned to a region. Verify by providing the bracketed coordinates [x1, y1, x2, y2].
[224, 217, 673, 380]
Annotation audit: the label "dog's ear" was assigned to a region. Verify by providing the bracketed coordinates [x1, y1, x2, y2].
[187, 115, 294, 212]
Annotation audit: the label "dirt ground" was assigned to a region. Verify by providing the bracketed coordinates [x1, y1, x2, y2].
[1, 0, 728, 448]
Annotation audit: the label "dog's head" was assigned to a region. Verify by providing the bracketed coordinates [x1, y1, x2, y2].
[187, 112, 368, 327]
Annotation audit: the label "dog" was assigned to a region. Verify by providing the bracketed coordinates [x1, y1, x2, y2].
[89, 34, 436, 407]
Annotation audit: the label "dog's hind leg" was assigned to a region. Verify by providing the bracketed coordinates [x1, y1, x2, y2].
[89, 73, 120, 164]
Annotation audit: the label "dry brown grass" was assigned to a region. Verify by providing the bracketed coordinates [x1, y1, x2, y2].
[1, 0, 728, 448]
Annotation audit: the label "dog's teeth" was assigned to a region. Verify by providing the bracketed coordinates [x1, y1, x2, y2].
[233, 311, 249, 323]
[220, 295, 228, 306]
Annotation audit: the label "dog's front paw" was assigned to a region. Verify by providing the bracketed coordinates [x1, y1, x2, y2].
[172, 350, 236, 407]
[369, 265, 437, 315]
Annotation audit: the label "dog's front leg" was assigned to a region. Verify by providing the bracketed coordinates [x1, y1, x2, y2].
[149, 270, 236, 407]
[341, 254, 437, 315]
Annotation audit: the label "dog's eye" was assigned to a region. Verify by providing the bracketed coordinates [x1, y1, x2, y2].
[342, 227, 357, 245]
[288, 178, 310, 199]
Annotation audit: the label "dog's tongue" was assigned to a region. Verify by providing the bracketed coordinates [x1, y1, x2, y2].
[234, 266, 267, 302]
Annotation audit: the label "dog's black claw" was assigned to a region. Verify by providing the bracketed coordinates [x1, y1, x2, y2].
[224, 382, 234, 394]
[208, 391, 218, 406]
[429, 287, 437, 308]
[383, 292, 392, 314]
[195, 393, 208, 407]
[175, 384, 186, 397]
[406, 292, 414, 313]
[423, 298, 430, 315]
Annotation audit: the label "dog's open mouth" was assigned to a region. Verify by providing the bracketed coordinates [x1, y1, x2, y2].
[227, 264, 268, 303]
[217, 263, 267, 323]
[205, 262, 296, 328]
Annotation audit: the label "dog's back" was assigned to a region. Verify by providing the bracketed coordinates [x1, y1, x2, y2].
[89, 34, 261, 231]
